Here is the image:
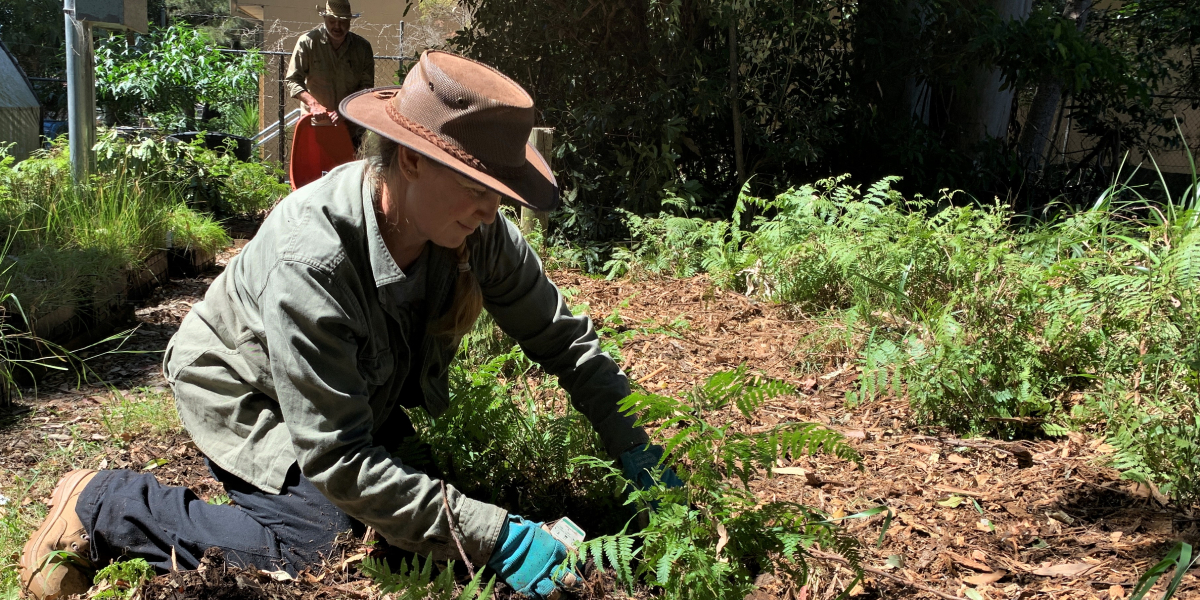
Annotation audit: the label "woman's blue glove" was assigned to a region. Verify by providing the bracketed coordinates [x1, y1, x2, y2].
[620, 444, 684, 490]
[486, 515, 577, 598]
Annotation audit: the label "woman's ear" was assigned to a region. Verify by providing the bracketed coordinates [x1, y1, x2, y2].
[397, 146, 422, 181]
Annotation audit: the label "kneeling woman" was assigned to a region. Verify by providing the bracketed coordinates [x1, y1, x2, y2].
[20, 51, 673, 600]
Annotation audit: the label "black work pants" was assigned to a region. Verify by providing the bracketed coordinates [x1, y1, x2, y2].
[74, 402, 438, 575]
[76, 460, 362, 575]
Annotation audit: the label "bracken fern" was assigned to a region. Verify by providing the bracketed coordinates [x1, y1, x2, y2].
[573, 368, 867, 600]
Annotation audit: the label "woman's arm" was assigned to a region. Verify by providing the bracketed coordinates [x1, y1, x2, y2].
[259, 258, 507, 565]
[471, 216, 649, 459]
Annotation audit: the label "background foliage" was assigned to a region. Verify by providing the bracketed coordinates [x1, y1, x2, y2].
[0, 138, 231, 319]
[449, 0, 1198, 249]
[95, 24, 263, 132]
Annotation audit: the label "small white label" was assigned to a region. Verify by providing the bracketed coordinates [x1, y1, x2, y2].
[546, 517, 586, 551]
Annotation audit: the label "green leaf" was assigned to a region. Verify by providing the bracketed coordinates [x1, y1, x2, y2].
[937, 496, 965, 508]
[142, 458, 169, 471]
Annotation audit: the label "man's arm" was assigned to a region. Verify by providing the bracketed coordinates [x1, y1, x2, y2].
[286, 36, 337, 123]
[284, 36, 310, 101]
[358, 39, 375, 93]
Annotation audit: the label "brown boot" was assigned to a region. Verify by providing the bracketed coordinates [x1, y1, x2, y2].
[19, 469, 98, 599]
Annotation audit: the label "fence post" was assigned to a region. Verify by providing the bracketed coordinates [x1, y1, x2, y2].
[278, 53, 286, 171]
[64, 0, 95, 183]
[521, 127, 552, 234]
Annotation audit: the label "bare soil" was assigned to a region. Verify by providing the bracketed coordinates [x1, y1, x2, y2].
[2, 248, 1197, 600]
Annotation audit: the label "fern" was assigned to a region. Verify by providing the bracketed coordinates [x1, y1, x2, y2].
[403, 312, 623, 524]
[360, 555, 495, 600]
[573, 369, 870, 600]
[613, 168, 1200, 504]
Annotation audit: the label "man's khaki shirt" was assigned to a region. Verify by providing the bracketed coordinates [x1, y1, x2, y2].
[163, 161, 648, 568]
[285, 26, 375, 110]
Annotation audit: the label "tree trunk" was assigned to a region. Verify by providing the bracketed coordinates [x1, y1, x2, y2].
[946, 0, 1033, 151]
[1017, 74, 1064, 169]
[729, 16, 745, 188]
[1017, 0, 1093, 171]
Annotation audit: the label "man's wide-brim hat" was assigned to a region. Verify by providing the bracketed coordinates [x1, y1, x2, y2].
[340, 50, 558, 212]
[317, 0, 359, 19]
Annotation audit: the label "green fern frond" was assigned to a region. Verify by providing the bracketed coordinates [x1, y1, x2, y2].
[772, 422, 862, 465]
[361, 555, 492, 600]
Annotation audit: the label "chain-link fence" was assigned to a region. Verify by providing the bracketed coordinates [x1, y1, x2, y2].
[1047, 94, 1199, 179]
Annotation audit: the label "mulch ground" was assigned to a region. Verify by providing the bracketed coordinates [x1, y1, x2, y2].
[2, 252, 1197, 600]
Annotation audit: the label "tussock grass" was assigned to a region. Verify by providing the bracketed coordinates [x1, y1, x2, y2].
[0, 140, 228, 322]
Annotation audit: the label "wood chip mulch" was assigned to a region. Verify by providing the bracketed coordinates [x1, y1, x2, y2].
[553, 270, 1200, 600]
[2, 260, 1197, 600]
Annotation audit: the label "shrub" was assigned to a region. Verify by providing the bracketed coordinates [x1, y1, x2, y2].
[95, 24, 263, 132]
[95, 129, 289, 216]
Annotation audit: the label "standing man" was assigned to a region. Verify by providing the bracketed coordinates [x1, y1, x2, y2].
[285, 0, 374, 143]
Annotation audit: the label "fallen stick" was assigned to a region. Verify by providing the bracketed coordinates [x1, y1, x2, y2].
[640, 364, 668, 382]
[441, 480, 476, 579]
[808, 548, 961, 600]
[911, 435, 1034, 467]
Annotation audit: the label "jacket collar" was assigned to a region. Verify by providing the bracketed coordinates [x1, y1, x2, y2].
[361, 171, 409, 287]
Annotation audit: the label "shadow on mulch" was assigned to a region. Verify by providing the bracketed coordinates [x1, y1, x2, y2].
[1059, 483, 1200, 528]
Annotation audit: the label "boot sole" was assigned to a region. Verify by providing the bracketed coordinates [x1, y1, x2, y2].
[19, 469, 98, 586]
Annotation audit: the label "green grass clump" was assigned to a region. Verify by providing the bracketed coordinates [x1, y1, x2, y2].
[0, 140, 231, 321]
[101, 387, 183, 441]
[168, 206, 230, 255]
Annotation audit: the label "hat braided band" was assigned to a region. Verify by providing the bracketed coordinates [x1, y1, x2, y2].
[385, 101, 525, 179]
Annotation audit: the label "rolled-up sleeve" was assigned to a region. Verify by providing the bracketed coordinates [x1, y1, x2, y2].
[260, 259, 506, 565]
[474, 218, 649, 459]
[284, 37, 310, 99]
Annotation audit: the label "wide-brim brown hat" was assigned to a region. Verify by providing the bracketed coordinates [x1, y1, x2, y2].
[340, 50, 558, 212]
[317, 0, 359, 19]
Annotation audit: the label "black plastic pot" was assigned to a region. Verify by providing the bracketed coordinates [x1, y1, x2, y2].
[166, 132, 253, 162]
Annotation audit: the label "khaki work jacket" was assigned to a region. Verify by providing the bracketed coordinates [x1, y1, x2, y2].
[163, 161, 647, 566]
[284, 27, 375, 111]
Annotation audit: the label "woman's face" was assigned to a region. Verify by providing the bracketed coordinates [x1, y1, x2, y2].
[395, 148, 503, 249]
